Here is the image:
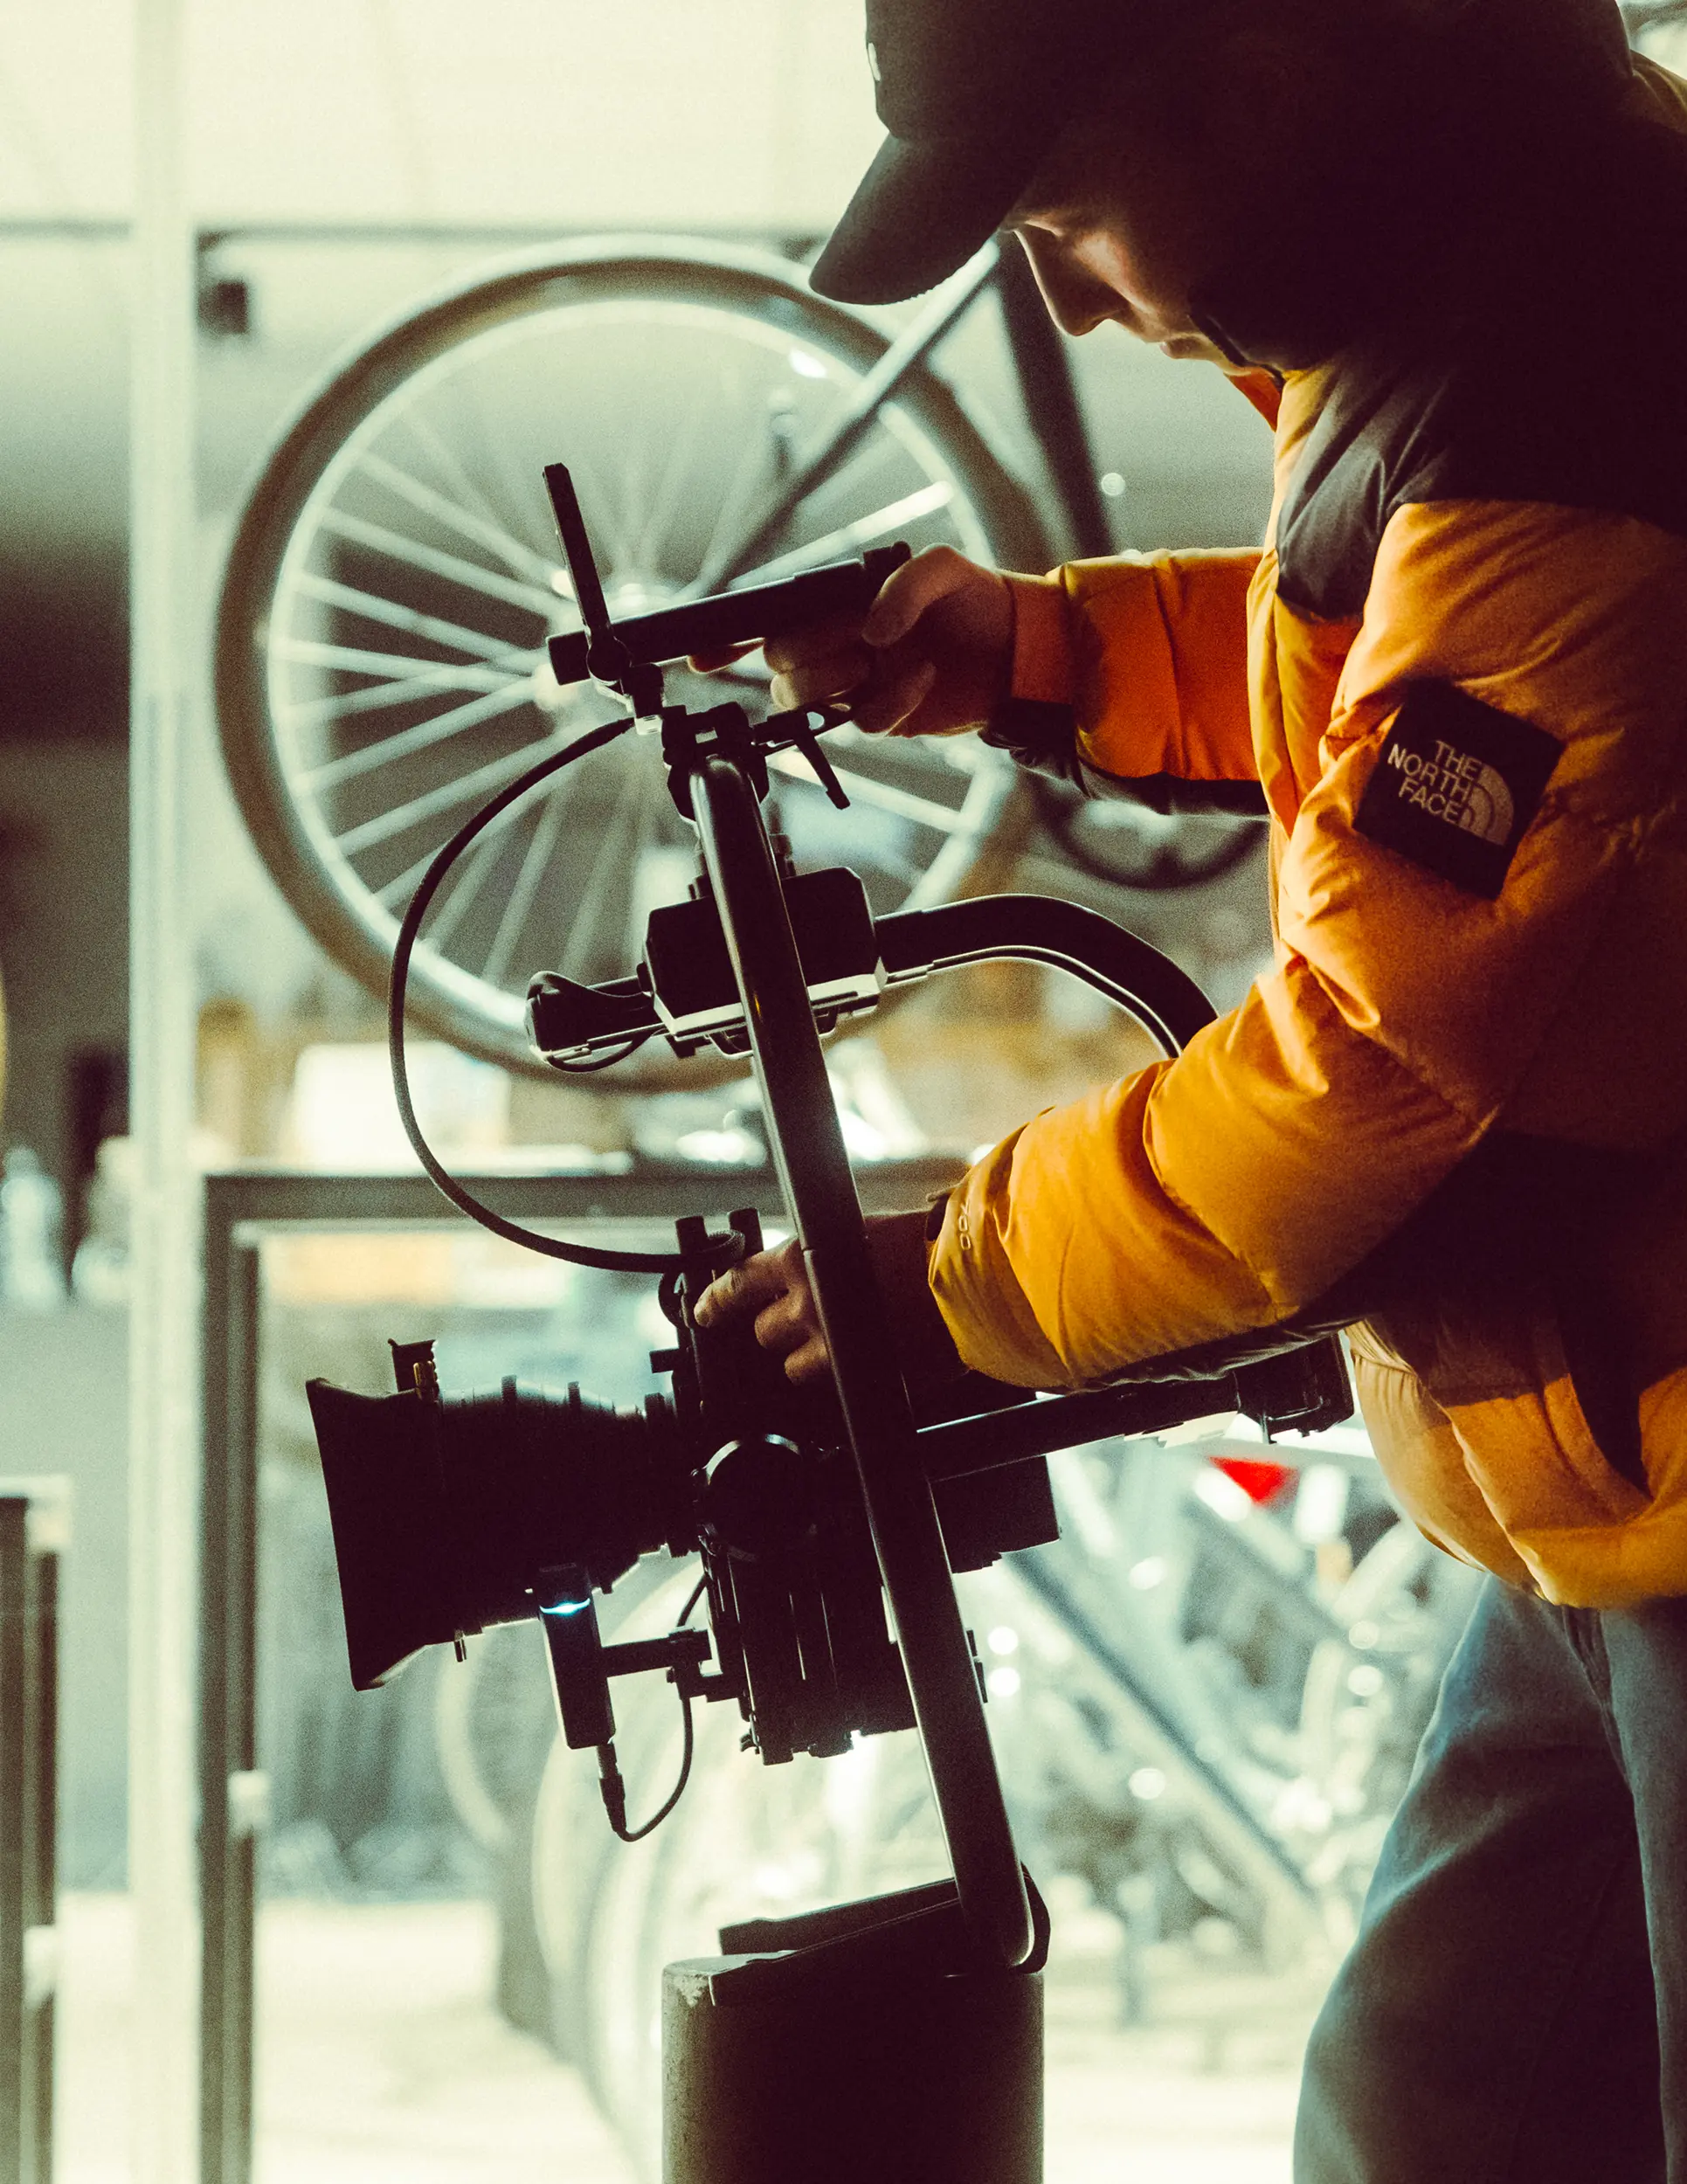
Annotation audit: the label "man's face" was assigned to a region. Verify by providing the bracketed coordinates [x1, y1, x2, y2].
[1011, 207, 1226, 363]
[1007, 52, 1272, 368]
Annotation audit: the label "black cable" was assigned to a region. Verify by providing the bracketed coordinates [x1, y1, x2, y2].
[594, 1572, 710, 1842]
[389, 718, 724, 1276]
[597, 1685, 695, 1843]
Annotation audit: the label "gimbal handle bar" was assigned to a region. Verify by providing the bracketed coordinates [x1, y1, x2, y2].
[878, 894, 1213, 1054]
[688, 751, 1037, 1972]
[527, 887, 1219, 1066]
[543, 508, 911, 698]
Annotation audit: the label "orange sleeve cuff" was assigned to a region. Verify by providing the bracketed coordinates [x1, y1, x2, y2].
[1004, 572, 1078, 707]
[1003, 554, 1260, 785]
[926, 1132, 1073, 1388]
[1062, 554, 1260, 784]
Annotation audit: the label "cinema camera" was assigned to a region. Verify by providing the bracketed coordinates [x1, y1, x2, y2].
[310, 1204, 1348, 1814]
[305, 465, 1353, 1999]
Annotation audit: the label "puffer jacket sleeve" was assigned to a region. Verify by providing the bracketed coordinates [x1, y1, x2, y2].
[994, 550, 1262, 798]
[930, 501, 1687, 1386]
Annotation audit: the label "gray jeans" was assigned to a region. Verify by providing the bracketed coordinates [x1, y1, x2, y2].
[1295, 1577, 1687, 2183]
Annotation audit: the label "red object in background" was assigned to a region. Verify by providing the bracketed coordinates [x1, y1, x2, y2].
[1210, 1455, 1296, 1505]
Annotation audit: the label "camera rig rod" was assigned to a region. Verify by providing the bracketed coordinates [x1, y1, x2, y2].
[542, 497, 910, 698]
[687, 750, 1036, 1972]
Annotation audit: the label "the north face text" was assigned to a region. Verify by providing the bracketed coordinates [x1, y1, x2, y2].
[1385, 739, 1513, 843]
[1355, 681, 1559, 900]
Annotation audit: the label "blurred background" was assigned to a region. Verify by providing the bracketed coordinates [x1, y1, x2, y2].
[4, 3, 1678, 2180]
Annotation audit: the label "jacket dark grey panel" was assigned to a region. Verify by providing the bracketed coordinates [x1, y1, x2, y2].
[1275, 117, 1687, 624]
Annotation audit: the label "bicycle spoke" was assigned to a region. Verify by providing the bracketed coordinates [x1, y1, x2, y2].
[295, 572, 538, 666]
[270, 639, 516, 690]
[398, 411, 561, 577]
[623, 757, 661, 964]
[863, 841, 923, 888]
[374, 785, 536, 908]
[356, 453, 560, 586]
[693, 243, 999, 592]
[482, 786, 568, 986]
[684, 383, 780, 586]
[559, 763, 646, 981]
[318, 508, 561, 619]
[633, 379, 716, 577]
[558, 434, 640, 581]
[335, 729, 570, 857]
[729, 481, 955, 588]
[299, 678, 536, 792]
[425, 806, 522, 954]
[282, 658, 522, 729]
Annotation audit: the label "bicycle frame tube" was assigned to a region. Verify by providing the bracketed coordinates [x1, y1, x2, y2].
[995, 243, 1114, 561]
[688, 753, 1036, 1972]
[693, 245, 1002, 595]
[693, 236, 1111, 595]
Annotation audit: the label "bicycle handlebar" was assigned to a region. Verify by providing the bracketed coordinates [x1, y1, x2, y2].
[546, 543, 911, 691]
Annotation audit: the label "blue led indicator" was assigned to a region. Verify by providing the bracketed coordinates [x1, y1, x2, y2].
[541, 1597, 592, 1618]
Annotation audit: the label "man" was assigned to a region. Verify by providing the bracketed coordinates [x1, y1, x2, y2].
[697, 1, 1687, 2174]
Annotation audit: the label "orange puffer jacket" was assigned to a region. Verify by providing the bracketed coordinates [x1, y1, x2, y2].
[927, 59, 1687, 1607]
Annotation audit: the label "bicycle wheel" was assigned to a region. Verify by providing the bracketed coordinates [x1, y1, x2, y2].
[216, 238, 1050, 1086]
[1031, 776, 1267, 894]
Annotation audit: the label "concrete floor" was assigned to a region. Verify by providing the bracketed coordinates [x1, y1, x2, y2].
[54, 1892, 1328, 2182]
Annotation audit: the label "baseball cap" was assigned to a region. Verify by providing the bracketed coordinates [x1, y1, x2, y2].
[810, 0, 1139, 305]
[808, 0, 1636, 309]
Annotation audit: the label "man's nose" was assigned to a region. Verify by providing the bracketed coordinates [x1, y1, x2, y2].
[1014, 229, 1116, 337]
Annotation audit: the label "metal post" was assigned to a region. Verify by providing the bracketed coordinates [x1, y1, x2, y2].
[0, 1484, 67, 2184]
[0, 1499, 28, 2184]
[690, 759, 1031, 1969]
[198, 1234, 260, 2184]
[24, 1512, 58, 2184]
[130, 0, 204, 2179]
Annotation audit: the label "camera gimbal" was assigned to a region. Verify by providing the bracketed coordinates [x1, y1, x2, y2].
[305, 464, 1351, 2182]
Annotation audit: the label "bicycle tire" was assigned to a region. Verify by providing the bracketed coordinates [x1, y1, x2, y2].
[214, 237, 1051, 1088]
[1030, 776, 1268, 894]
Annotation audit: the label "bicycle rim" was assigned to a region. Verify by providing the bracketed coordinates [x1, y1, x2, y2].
[216, 238, 1050, 1086]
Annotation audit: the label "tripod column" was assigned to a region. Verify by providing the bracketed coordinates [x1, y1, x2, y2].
[662, 1945, 1041, 2184]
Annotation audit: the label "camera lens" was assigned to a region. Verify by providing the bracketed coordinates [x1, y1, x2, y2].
[307, 1376, 690, 1689]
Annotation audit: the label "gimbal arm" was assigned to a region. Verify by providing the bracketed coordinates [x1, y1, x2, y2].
[686, 750, 1038, 1972]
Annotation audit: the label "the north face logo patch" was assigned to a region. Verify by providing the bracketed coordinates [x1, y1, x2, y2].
[1384, 743, 1513, 842]
[1354, 681, 1560, 900]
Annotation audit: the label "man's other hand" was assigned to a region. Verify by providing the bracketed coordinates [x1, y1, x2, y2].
[688, 545, 1013, 738]
[692, 1208, 963, 1390]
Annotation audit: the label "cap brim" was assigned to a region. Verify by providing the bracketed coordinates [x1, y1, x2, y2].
[810, 130, 1047, 305]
